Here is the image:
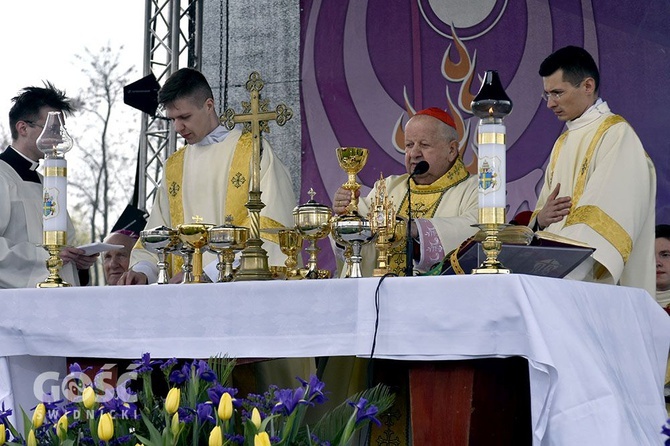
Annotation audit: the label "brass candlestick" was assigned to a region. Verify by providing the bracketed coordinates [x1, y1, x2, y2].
[38, 231, 69, 288]
[471, 70, 513, 274]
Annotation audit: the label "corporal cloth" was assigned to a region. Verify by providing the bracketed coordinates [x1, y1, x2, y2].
[531, 101, 656, 296]
[131, 128, 296, 280]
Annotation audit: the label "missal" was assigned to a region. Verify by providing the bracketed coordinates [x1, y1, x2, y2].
[432, 226, 595, 278]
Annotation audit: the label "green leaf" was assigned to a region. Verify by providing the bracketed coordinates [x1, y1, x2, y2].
[310, 383, 395, 444]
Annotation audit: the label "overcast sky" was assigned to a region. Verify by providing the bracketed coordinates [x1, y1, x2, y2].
[0, 0, 145, 142]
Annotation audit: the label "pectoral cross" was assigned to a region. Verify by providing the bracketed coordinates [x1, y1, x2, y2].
[220, 71, 293, 280]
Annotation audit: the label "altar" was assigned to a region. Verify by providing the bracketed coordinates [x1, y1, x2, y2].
[0, 274, 668, 445]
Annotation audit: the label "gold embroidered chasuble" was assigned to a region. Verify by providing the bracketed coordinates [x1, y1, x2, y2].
[531, 101, 656, 295]
[336, 158, 479, 277]
[130, 129, 296, 280]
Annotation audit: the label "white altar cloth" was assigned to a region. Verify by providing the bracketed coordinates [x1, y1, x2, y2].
[0, 274, 668, 445]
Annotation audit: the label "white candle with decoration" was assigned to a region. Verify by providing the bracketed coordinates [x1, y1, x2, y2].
[471, 70, 513, 225]
[38, 111, 73, 234]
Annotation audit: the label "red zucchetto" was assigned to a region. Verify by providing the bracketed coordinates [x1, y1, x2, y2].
[415, 107, 456, 129]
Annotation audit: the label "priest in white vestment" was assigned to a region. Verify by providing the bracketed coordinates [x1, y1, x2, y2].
[331, 107, 479, 277]
[656, 225, 670, 308]
[119, 68, 312, 393]
[531, 46, 656, 297]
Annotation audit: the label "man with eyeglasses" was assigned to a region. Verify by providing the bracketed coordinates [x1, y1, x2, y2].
[530, 46, 656, 296]
[0, 83, 99, 288]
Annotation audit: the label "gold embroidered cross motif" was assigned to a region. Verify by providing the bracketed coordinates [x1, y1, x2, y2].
[169, 182, 180, 197]
[231, 172, 246, 188]
[192, 215, 204, 223]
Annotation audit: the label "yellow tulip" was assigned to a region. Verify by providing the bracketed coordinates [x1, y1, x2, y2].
[0, 423, 5, 446]
[32, 403, 46, 429]
[56, 413, 68, 440]
[254, 432, 271, 446]
[170, 412, 180, 437]
[97, 413, 114, 442]
[82, 386, 96, 409]
[251, 407, 261, 429]
[217, 392, 233, 421]
[165, 387, 181, 415]
[27, 429, 36, 446]
[208, 425, 222, 446]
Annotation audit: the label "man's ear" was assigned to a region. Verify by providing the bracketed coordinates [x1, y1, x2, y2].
[583, 77, 596, 95]
[15, 121, 29, 138]
[447, 139, 459, 163]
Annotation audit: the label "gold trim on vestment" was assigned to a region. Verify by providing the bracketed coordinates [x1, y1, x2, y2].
[571, 115, 625, 206]
[565, 204, 632, 262]
[166, 146, 187, 275]
[226, 133, 252, 225]
[389, 158, 470, 275]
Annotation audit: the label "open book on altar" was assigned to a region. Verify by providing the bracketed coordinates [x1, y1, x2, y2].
[435, 226, 595, 278]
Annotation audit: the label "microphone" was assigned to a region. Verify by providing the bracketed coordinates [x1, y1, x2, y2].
[405, 161, 430, 276]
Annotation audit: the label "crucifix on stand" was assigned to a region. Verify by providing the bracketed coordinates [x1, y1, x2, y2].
[220, 71, 293, 280]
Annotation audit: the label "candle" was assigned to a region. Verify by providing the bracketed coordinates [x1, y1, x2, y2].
[42, 157, 68, 232]
[477, 122, 506, 209]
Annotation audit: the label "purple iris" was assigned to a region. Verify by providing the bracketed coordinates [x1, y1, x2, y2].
[272, 387, 306, 416]
[297, 375, 327, 404]
[193, 360, 217, 382]
[169, 363, 191, 385]
[196, 402, 215, 424]
[160, 357, 178, 371]
[0, 402, 12, 425]
[132, 352, 162, 374]
[348, 398, 381, 426]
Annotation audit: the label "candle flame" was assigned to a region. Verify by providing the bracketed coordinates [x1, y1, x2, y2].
[488, 106, 494, 115]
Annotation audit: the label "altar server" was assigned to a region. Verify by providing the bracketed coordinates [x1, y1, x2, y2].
[0, 83, 98, 289]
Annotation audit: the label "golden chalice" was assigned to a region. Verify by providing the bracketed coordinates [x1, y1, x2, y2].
[336, 147, 368, 214]
[177, 216, 213, 283]
[278, 228, 302, 279]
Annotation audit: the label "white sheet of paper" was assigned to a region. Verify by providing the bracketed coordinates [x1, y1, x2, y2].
[77, 242, 124, 256]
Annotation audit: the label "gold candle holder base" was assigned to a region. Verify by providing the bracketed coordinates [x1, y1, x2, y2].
[472, 207, 510, 274]
[37, 231, 70, 288]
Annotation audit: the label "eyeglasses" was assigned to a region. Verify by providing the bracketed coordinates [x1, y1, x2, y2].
[541, 80, 584, 102]
[24, 120, 44, 129]
[541, 91, 567, 102]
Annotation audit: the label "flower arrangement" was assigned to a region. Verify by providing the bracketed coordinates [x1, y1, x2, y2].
[0, 353, 394, 446]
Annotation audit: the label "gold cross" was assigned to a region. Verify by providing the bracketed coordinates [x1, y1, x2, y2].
[192, 215, 203, 223]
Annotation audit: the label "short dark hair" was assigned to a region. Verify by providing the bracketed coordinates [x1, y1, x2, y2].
[657, 224, 670, 240]
[158, 68, 214, 107]
[9, 82, 74, 140]
[539, 45, 600, 92]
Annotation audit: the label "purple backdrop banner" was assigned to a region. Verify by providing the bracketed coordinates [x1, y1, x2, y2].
[300, 0, 670, 272]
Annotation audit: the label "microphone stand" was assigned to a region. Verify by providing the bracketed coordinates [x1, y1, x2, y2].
[405, 175, 415, 276]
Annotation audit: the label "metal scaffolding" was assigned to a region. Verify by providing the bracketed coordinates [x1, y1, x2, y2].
[136, 0, 203, 211]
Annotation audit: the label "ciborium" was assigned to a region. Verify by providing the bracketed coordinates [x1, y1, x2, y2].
[293, 188, 332, 279]
[278, 228, 302, 279]
[140, 226, 182, 284]
[208, 217, 249, 282]
[177, 217, 213, 283]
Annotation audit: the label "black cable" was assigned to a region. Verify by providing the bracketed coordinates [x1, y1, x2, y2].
[367, 272, 397, 386]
